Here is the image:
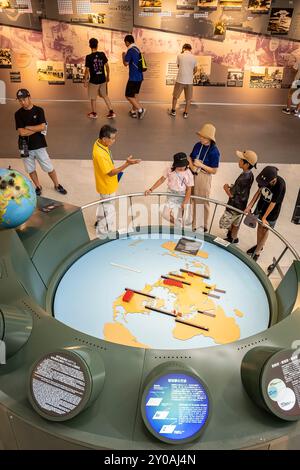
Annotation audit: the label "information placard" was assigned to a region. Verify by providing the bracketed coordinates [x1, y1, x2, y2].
[29, 350, 92, 421]
[261, 349, 300, 421]
[142, 369, 210, 444]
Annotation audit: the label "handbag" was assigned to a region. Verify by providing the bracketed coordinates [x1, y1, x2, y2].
[244, 212, 257, 229]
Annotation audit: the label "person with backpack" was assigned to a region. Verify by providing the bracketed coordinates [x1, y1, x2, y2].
[122, 34, 146, 119]
[84, 37, 116, 119]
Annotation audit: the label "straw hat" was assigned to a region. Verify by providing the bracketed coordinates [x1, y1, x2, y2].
[236, 150, 258, 167]
[197, 123, 216, 143]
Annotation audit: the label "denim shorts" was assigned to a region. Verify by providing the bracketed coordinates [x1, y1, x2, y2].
[22, 147, 54, 174]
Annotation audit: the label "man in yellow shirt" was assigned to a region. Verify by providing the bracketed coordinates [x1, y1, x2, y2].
[93, 124, 141, 237]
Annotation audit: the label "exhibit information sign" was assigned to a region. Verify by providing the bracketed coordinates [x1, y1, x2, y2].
[29, 351, 91, 421]
[142, 372, 210, 443]
[262, 349, 300, 421]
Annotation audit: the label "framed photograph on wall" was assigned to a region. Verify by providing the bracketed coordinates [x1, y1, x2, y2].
[267, 8, 294, 35]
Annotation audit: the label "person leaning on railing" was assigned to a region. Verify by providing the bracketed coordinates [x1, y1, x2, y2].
[245, 166, 286, 262]
[92, 124, 141, 237]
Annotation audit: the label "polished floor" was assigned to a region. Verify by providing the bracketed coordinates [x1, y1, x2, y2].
[1, 101, 300, 163]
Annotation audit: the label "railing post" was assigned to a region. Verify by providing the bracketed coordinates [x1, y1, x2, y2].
[208, 203, 217, 235]
[267, 246, 289, 277]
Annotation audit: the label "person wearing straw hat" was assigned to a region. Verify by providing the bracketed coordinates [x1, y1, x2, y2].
[188, 123, 220, 232]
[219, 149, 258, 244]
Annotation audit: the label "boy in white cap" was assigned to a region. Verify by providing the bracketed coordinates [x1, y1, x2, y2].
[219, 150, 258, 243]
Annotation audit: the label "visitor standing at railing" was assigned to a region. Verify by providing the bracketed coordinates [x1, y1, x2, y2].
[145, 152, 193, 226]
[245, 166, 286, 261]
[92, 124, 141, 237]
[188, 123, 220, 232]
[219, 150, 258, 244]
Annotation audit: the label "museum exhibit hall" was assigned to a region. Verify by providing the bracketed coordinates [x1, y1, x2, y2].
[0, 0, 300, 452]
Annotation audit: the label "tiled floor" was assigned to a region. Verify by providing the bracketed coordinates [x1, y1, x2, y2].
[1, 156, 299, 288]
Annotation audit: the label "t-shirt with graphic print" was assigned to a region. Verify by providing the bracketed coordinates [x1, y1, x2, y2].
[85, 51, 108, 84]
[163, 167, 194, 193]
[255, 175, 286, 222]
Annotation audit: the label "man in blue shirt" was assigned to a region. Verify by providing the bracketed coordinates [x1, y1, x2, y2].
[122, 34, 146, 119]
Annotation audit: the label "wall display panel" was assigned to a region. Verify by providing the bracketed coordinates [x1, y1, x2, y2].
[0, 47, 11, 66]
[229, 1, 300, 41]
[227, 67, 244, 86]
[36, 59, 65, 83]
[134, 0, 227, 40]
[2, 19, 300, 104]
[0, 0, 45, 30]
[44, 0, 133, 32]
[247, 0, 271, 13]
[249, 65, 283, 88]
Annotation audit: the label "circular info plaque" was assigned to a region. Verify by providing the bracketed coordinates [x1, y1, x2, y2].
[142, 369, 210, 445]
[261, 349, 300, 421]
[29, 350, 93, 421]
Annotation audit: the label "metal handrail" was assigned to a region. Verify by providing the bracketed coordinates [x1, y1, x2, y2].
[81, 192, 299, 263]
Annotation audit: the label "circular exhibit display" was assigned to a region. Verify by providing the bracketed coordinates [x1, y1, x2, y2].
[261, 349, 300, 421]
[28, 349, 104, 421]
[53, 233, 270, 349]
[141, 368, 210, 444]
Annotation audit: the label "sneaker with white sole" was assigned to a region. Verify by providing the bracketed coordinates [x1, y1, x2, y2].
[87, 112, 98, 119]
[168, 109, 176, 117]
[183, 112, 188, 119]
[129, 110, 138, 118]
[282, 108, 291, 115]
[138, 108, 146, 119]
[107, 110, 116, 119]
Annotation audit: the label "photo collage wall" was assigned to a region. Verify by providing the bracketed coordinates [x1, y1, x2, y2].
[1, 17, 300, 100]
[1, 1, 300, 40]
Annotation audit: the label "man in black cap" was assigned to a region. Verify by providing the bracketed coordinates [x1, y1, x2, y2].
[15, 89, 67, 196]
[245, 166, 286, 261]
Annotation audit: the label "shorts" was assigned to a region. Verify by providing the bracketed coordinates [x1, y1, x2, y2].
[173, 82, 193, 101]
[22, 147, 54, 174]
[219, 210, 242, 230]
[125, 80, 142, 98]
[88, 82, 107, 99]
[254, 210, 277, 228]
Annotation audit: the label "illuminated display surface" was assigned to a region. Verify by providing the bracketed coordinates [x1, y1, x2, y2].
[53, 233, 270, 349]
[142, 372, 209, 443]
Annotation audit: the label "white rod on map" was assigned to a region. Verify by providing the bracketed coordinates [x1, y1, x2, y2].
[110, 262, 141, 273]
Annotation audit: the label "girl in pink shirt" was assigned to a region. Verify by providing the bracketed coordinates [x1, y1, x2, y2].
[145, 152, 194, 225]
